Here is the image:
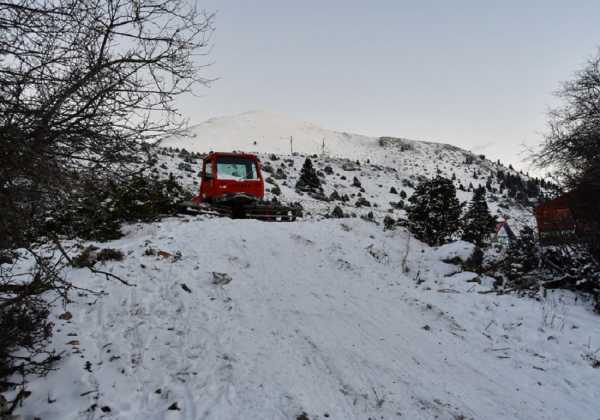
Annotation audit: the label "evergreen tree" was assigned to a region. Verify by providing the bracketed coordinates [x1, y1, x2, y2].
[463, 246, 484, 273]
[504, 226, 539, 285]
[407, 176, 461, 246]
[295, 158, 322, 193]
[461, 187, 497, 246]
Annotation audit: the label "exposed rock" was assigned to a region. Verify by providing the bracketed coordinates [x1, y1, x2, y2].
[309, 191, 328, 201]
[59, 312, 73, 320]
[341, 162, 360, 171]
[355, 197, 371, 207]
[212, 272, 232, 286]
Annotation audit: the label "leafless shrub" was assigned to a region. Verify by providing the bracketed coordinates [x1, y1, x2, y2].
[0, 0, 213, 412]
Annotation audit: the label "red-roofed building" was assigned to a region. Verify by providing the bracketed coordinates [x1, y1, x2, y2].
[534, 187, 597, 243]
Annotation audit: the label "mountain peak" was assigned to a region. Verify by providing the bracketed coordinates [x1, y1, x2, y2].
[163, 111, 472, 170]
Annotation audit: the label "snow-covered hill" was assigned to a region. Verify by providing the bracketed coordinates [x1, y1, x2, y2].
[162, 110, 542, 227]
[166, 110, 375, 158]
[158, 150, 536, 232]
[15, 217, 600, 419]
[165, 110, 488, 170]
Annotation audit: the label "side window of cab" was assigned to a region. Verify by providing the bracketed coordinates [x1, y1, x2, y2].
[204, 159, 213, 179]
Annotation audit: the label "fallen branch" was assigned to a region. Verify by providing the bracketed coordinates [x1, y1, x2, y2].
[477, 287, 519, 295]
[51, 238, 134, 286]
[437, 288, 460, 294]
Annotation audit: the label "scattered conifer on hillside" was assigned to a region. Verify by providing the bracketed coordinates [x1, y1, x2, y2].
[461, 187, 497, 247]
[295, 158, 322, 193]
[407, 176, 461, 246]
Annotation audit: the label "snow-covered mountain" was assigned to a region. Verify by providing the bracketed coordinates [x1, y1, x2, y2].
[164, 110, 482, 167]
[165, 110, 376, 158]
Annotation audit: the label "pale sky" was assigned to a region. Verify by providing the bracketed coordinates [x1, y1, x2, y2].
[179, 0, 600, 172]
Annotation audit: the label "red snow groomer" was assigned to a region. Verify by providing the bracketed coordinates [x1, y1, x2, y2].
[182, 151, 300, 221]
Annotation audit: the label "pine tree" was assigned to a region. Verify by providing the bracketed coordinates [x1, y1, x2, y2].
[295, 158, 322, 193]
[407, 176, 461, 246]
[461, 187, 497, 247]
[504, 226, 539, 285]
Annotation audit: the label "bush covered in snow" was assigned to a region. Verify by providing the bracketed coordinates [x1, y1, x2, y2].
[44, 173, 191, 241]
[490, 226, 600, 312]
[0, 259, 61, 413]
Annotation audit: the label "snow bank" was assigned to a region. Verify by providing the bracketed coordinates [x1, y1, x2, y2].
[432, 240, 476, 262]
[14, 217, 600, 420]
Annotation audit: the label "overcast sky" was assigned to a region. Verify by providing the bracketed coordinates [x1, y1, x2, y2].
[179, 0, 600, 172]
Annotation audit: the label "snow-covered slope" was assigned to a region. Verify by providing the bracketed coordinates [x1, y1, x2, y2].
[166, 110, 375, 158]
[159, 148, 536, 231]
[163, 110, 541, 226]
[16, 217, 600, 419]
[164, 110, 485, 171]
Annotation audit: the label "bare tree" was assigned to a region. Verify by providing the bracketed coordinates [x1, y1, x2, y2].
[536, 49, 600, 255]
[1, 0, 213, 242]
[532, 49, 600, 306]
[0, 0, 213, 412]
[536, 50, 600, 191]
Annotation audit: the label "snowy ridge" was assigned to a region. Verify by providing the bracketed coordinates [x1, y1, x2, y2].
[166, 110, 375, 158]
[164, 110, 469, 166]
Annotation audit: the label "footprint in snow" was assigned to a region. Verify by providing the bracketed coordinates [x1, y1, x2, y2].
[212, 272, 232, 285]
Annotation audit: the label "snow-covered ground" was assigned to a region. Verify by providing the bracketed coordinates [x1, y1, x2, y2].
[14, 217, 600, 420]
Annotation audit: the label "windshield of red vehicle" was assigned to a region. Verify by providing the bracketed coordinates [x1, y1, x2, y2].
[216, 156, 259, 180]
